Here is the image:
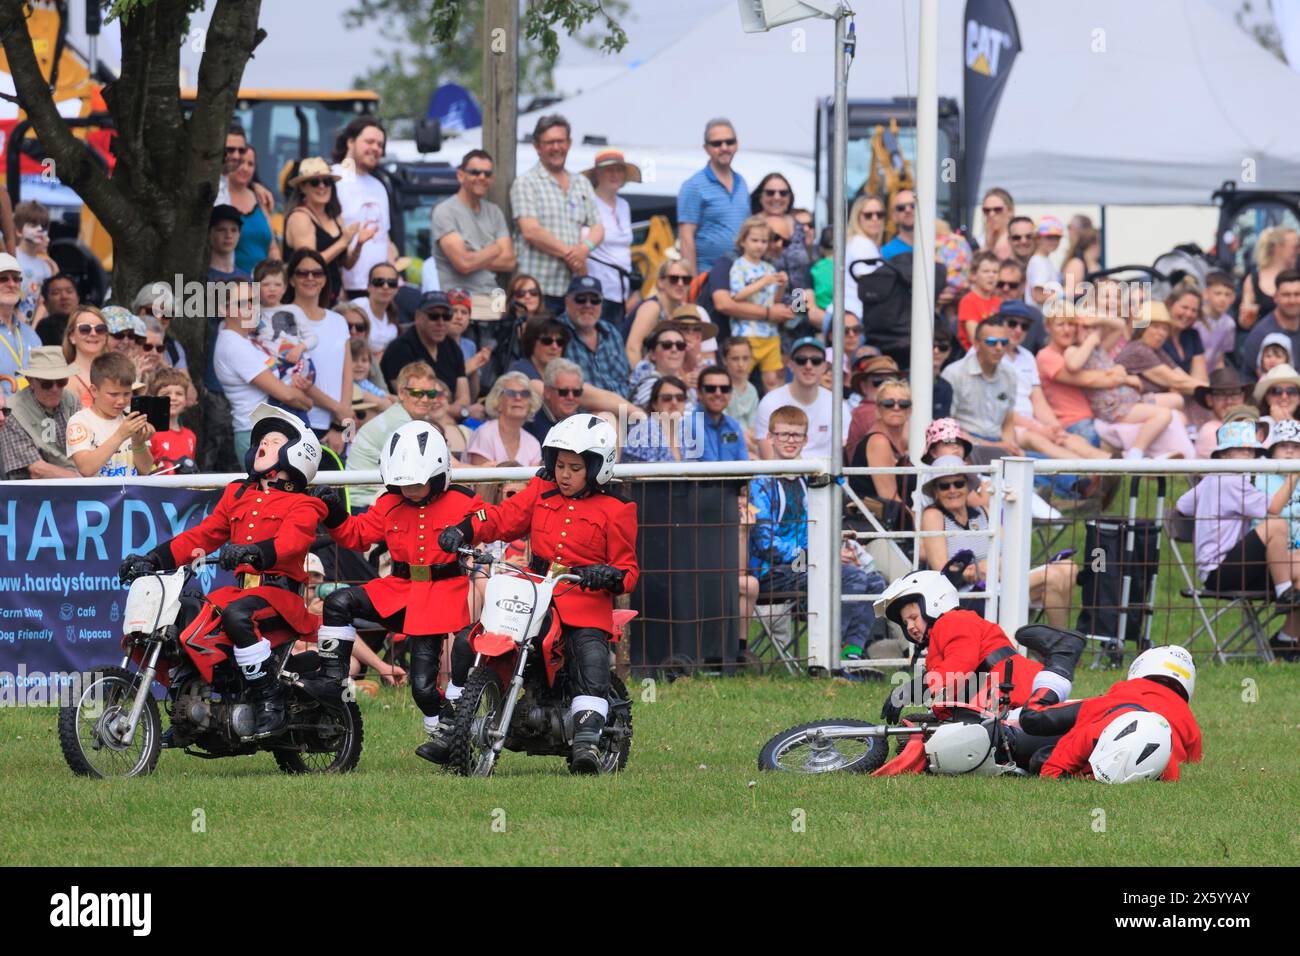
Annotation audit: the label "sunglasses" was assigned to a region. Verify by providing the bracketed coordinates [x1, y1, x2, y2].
[348, 324, 368, 334]
[1009, 233, 1035, 242]
[462, 168, 493, 178]
[792, 354, 825, 366]
[895, 203, 915, 212]
[572, 294, 602, 306]
[983, 337, 1010, 348]
[302, 178, 332, 189]
[0, 273, 22, 285]
[879, 399, 913, 410]
[537, 335, 568, 347]
[934, 478, 968, 492]
[405, 387, 445, 400]
[515, 288, 541, 299]
[294, 269, 326, 279]
[662, 275, 691, 285]
[110, 331, 137, 341]
[844, 325, 862, 335]
[501, 389, 532, 400]
[982, 206, 1007, 215]
[370, 278, 399, 288]
[224, 145, 247, 155]
[423, 311, 451, 322]
[1268, 386, 1300, 398]
[76, 323, 107, 336]
[763, 188, 791, 197]
[1004, 319, 1031, 331]
[934, 341, 952, 353]
[996, 281, 1022, 291]
[706, 138, 737, 148]
[768, 234, 789, 247]
[34, 377, 68, 390]
[867, 376, 895, 389]
[657, 339, 687, 351]
[701, 383, 733, 394]
[860, 210, 885, 220]
[139, 343, 165, 353]
[552, 386, 583, 398]
[657, 392, 687, 403]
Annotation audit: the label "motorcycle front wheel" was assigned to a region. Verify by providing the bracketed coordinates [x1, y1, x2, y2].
[449, 667, 505, 778]
[757, 719, 889, 774]
[58, 665, 162, 778]
[273, 700, 364, 775]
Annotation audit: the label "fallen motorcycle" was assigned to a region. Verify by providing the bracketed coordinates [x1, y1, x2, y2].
[58, 565, 362, 779]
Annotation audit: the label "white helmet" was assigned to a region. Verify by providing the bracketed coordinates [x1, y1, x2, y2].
[873, 570, 960, 640]
[380, 421, 450, 502]
[542, 414, 618, 490]
[923, 721, 998, 775]
[1128, 644, 1196, 701]
[245, 403, 321, 490]
[1088, 710, 1172, 783]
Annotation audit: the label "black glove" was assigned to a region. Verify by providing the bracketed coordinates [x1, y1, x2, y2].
[577, 564, 625, 594]
[881, 674, 929, 724]
[311, 486, 348, 529]
[219, 543, 265, 572]
[438, 520, 471, 555]
[118, 552, 161, 584]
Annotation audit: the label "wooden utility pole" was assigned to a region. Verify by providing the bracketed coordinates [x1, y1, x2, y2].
[481, 0, 519, 221]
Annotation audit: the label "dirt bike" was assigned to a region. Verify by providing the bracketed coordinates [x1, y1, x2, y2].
[447, 549, 635, 778]
[758, 660, 1033, 776]
[57, 566, 363, 779]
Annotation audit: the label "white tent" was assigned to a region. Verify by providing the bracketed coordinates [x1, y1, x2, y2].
[519, 0, 1300, 205]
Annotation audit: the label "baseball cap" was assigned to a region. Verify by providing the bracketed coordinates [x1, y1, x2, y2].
[210, 204, 243, 229]
[417, 291, 451, 314]
[565, 275, 602, 297]
[0, 252, 19, 274]
[1037, 215, 1065, 237]
[303, 552, 325, 577]
[789, 336, 827, 357]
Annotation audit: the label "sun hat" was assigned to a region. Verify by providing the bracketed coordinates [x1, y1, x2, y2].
[922, 454, 971, 498]
[19, 346, 75, 380]
[1036, 215, 1065, 237]
[1253, 362, 1300, 402]
[1135, 302, 1173, 328]
[582, 149, 643, 184]
[1265, 418, 1300, 451]
[101, 305, 136, 336]
[287, 157, 342, 190]
[921, 418, 973, 463]
[1193, 367, 1250, 409]
[351, 385, 379, 412]
[669, 303, 719, 339]
[1212, 419, 1266, 458]
[849, 354, 902, 394]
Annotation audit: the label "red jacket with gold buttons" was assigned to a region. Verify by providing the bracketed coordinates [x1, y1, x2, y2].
[466, 474, 639, 632]
[165, 479, 327, 638]
[327, 484, 486, 635]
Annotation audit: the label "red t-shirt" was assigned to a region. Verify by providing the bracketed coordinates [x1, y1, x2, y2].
[150, 427, 197, 469]
[957, 291, 1002, 350]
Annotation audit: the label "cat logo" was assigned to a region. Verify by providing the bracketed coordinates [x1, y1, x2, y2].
[965, 20, 1011, 77]
[495, 598, 533, 615]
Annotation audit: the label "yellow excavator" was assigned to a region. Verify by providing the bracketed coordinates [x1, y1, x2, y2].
[864, 118, 915, 243]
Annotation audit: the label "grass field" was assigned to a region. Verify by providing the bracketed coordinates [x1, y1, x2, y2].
[1, 663, 1296, 867]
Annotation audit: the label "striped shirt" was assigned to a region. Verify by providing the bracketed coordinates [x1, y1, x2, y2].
[510, 162, 601, 297]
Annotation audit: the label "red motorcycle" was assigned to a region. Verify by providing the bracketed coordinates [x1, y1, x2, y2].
[57, 566, 363, 778]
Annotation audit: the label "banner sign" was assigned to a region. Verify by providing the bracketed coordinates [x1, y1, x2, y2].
[0, 485, 228, 695]
[962, 0, 1022, 228]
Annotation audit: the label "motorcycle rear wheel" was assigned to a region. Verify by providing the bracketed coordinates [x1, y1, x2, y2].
[58, 665, 162, 779]
[448, 667, 505, 778]
[272, 701, 364, 775]
[757, 719, 889, 774]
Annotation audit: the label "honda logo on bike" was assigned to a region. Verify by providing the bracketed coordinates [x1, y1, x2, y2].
[495, 598, 533, 615]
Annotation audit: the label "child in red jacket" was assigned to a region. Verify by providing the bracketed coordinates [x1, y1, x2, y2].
[439, 414, 638, 774]
[316, 421, 486, 763]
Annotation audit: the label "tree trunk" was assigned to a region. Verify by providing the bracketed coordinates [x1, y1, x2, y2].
[0, 0, 264, 369]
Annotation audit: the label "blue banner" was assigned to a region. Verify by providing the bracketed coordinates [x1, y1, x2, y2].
[0, 485, 229, 681]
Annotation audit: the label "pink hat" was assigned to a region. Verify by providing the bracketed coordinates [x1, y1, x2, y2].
[921, 418, 973, 463]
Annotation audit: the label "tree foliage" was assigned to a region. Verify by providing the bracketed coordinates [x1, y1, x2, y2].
[343, 0, 628, 122]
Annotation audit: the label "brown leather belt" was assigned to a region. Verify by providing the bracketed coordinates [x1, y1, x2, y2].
[391, 561, 461, 583]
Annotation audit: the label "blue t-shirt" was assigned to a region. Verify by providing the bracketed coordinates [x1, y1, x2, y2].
[677, 165, 750, 273]
[880, 237, 913, 260]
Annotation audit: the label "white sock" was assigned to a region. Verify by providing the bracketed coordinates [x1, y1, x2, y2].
[1124, 448, 1144, 460]
[1276, 583, 1291, 598]
[1032, 670, 1072, 702]
[445, 682, 463, 701]
[1277, 631, 1299, 644]
[423, 714, 440, 733]
[232, 638, 271, 668]
[570, 695, 609, 719]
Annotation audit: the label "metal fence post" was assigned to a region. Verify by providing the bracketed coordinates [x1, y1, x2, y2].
[997, 457, 1036, 643]
[806, 479, 834, 673]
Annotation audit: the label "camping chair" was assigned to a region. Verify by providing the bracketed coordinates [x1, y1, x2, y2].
[749, 590, 805, 675]
[1164, 511, 1278, 663]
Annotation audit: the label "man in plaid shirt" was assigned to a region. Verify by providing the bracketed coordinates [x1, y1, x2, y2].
[558, 275, 631, 397]
[510, 114, 604, 315]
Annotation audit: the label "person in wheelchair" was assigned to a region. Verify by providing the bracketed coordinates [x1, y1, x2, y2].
[118, 404, 328, 740]
[315, 420, 487, 764]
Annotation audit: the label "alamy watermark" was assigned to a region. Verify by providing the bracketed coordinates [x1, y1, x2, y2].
[0, 666, 105, 708]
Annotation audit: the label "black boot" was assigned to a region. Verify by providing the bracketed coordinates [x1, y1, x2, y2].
[569, 709, 605, 775]
[315, 625, 356, 684]
[415, 701, 457, 764]
[245, 671, 289, 740]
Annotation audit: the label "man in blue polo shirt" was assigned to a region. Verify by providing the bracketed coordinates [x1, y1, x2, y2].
[879, 189, 915, 261]
[697, 364, 748, 461]
[677, 118, 750, 275]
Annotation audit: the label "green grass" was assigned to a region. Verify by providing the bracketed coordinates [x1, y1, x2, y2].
[1, 664, 1296, 866]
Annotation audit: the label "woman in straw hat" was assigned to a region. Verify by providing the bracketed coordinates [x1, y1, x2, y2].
[583, 149, 641, 327]
[1254, 362, 1300, 436]
[284, 157, 375, 303]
